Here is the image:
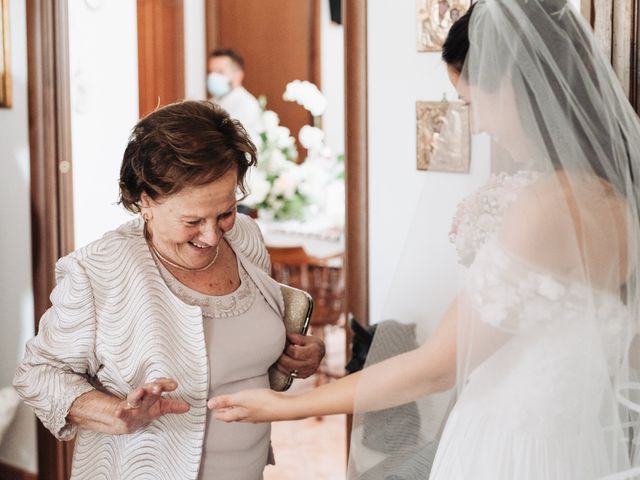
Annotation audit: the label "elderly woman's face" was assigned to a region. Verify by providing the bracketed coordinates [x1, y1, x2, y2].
[141, 168, 238, 270]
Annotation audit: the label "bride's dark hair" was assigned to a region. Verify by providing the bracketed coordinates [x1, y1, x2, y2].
[441, 2, 476, 74]
[441, 0, 633, 188]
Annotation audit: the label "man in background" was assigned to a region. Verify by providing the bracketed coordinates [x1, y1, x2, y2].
[207, 48, 262, 135]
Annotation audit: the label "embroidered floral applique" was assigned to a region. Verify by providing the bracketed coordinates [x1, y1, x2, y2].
[466, 239, 627, 364]
[157, 261, 257, 319]
[450, 170, 540, 266]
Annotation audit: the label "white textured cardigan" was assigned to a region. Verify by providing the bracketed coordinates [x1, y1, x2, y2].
[13, 215, 284, 479]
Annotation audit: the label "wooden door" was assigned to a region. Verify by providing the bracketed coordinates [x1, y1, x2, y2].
[587, 0, 639, 107]
[206, 0, 321, 151]
[137, 0, 185, 117]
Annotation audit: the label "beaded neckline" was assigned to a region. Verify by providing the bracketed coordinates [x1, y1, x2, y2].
[449, 170, 540, 266]
[154, 255, 257, 319]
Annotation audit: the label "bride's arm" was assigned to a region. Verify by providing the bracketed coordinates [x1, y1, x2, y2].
[210, 297, 458, 423]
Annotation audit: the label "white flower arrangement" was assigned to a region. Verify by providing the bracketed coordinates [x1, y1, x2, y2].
[244, 81, 344, 224]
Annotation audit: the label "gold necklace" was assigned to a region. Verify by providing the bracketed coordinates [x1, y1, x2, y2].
[145, 227, 221, 272]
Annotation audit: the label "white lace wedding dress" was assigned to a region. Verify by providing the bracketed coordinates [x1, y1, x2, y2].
[429, 172, 630, 479]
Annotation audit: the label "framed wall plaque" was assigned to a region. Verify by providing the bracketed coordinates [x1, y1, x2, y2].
[416, 100, 470, 173]
[417, 0, 471, 52]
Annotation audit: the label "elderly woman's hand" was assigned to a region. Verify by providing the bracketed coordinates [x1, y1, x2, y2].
[275, 333, 326, 379]
[112, 378, 190, 434]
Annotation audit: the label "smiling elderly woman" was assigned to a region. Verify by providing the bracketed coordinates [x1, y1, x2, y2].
[13, 100, 325, 480]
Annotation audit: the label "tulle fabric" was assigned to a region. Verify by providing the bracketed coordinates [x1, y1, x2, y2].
[349, 1, 640, 478]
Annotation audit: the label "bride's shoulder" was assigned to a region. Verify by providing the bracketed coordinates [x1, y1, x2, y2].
[500, 171, 629, 274]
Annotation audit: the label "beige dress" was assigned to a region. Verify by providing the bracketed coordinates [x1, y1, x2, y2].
[156, 252, 285, 480]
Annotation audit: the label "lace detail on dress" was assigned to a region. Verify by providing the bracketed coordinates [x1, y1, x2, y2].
[449, 170, 540, 266]
[156, 260, 257, 319]
[466, 239, 627, 366]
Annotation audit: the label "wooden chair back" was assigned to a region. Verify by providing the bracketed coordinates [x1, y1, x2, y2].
[267, 246, 344, 327]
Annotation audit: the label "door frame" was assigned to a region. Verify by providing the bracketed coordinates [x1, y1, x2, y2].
[26, 0, 75, 479]
[343, 0, 369, 454]
[344, 0, 368, 332]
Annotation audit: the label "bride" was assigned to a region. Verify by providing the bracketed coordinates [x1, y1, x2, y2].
[211, 1, 640, 478]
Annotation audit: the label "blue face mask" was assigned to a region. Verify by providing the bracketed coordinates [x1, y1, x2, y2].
[207, 73, 231, 98]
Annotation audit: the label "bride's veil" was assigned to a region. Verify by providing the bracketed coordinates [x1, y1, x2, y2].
[347, 1, 640, 478]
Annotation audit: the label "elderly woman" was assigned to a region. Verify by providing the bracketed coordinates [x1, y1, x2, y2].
[13, 100, 325, 480]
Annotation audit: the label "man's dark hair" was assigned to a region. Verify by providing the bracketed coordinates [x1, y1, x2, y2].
[209, 48, 245, 70]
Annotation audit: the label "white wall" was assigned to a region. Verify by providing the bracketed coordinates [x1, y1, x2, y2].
[367, 1, 486, 332]
[321, 0, 345, 155]
[0, 0, 38, 473]
[69, 0, 139, 248]
[184, 0, 207, 100]
[69, 0, 210, 248]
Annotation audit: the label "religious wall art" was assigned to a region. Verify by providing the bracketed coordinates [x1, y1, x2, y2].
[416, 100, 470, 173]
[417, 0, 471, 52]
[0, 0, 11, 108]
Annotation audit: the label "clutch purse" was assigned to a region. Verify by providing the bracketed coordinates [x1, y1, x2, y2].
[269, 284, 314, 391]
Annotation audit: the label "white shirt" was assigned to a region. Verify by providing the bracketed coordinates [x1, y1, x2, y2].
[214, 86, 262, 136]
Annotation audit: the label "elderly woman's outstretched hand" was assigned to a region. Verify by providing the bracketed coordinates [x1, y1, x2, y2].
[275, 333, 325, 379]
[112, 378, 190, 434]
[208, 389, 290, 424]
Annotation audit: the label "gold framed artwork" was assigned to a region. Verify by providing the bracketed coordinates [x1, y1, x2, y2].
[417, 0, 471, 52]
[416, 100, 470, 173]
[0, 0, 11, 108]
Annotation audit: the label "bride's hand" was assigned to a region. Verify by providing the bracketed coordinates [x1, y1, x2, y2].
[208, 389, 290, 423]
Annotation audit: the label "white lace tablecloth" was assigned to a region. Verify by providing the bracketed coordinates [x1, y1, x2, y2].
[256, 219, 344, 265]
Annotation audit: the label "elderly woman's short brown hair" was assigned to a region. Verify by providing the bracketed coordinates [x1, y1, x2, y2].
[119, 100, 257, 213]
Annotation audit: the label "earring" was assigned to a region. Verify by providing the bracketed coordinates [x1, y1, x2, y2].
[142, 213, 150, 223]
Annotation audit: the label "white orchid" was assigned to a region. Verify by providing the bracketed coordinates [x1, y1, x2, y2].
[298, 173, 323, 201]
[274, 126, 295, 150]
[261, 110, 280, 132]
[298, 176, 326, 204]
[272, 169, 300, 200]
[263, 148, 289, 176]
[283, 80, 327, 117]
[244, 168, 270, 206]
[298, 125, 325, 152]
